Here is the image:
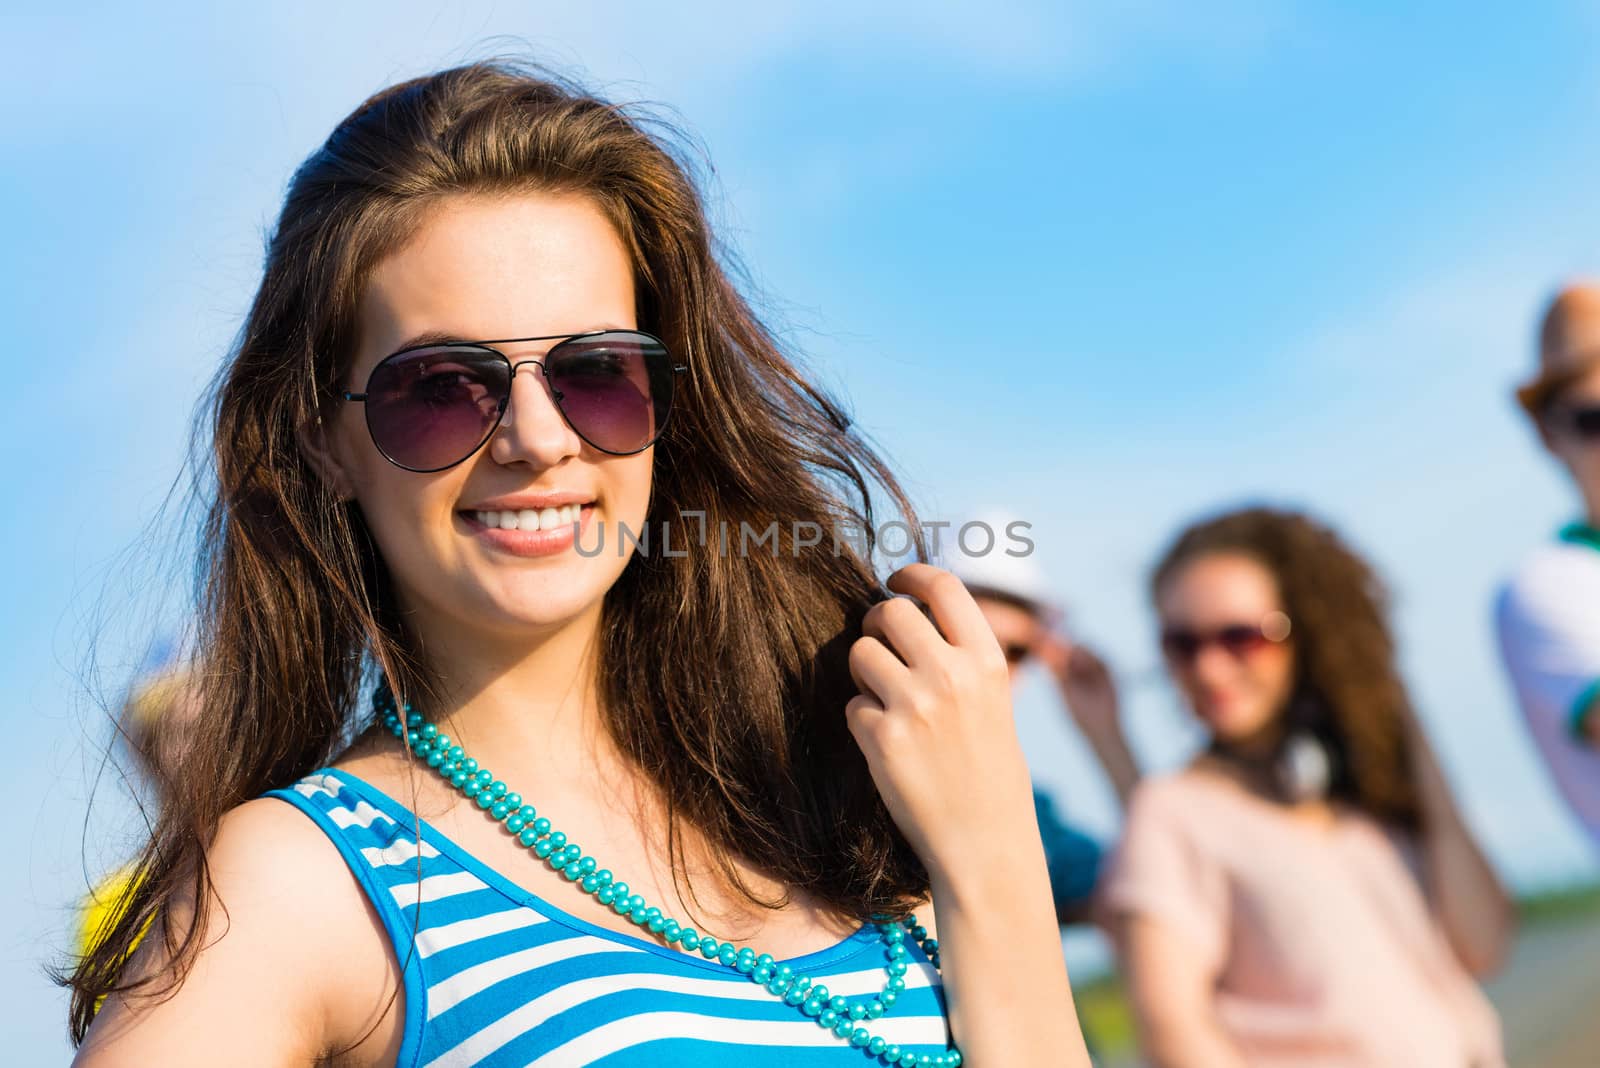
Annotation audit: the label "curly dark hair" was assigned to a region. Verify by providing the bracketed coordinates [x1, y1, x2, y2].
[1150, 506, 1421, 829]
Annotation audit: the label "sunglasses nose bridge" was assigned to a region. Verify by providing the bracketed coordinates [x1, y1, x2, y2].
[508, 357, 549, 385]
[497, 359, 559, 425]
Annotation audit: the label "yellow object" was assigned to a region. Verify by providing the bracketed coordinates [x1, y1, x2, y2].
[77, 863, 153, 1014]
[125, 665, 194, 728]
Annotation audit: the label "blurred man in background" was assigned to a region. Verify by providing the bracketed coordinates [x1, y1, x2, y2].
[1496, 282, 1600, 853]
[953, 520, 1141, 922]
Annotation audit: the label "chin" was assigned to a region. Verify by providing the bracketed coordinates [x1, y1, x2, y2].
[498, 581, 607, 625]
[1199, 704, 1272, 742]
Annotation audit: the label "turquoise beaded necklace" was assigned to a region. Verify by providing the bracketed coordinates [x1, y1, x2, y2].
[376, 689, 963, 1068]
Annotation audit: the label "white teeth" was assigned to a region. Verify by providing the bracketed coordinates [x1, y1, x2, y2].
[473, 505, 587, 531]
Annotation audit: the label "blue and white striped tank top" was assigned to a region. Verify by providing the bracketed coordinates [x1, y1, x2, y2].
[266, 769, 952, 1067]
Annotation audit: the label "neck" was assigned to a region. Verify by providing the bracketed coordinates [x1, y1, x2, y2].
[1582, 488, 1600, 531]
[1212, 718, 1285, 763]
[404, 599, 628, 793]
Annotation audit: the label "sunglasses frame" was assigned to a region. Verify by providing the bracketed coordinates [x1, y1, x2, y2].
[341, 329, 688, 472]
[1543, 402, 1600, 441]
[1001, 641, 1033, 666]
[1159, 613, 1292, 666]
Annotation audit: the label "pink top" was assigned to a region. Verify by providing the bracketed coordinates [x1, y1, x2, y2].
[1098, 770, 1504, 1067]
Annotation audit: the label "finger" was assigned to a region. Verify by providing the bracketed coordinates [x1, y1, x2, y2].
[848, 635, 914, 706]
[1070, 645, 1108, 677]
[886, 563, 996, 650]
[844, 692, 887, 742]
[863, 595, 947, 669]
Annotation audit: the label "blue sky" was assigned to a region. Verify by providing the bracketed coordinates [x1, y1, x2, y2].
[7, 2, 1600, 1058]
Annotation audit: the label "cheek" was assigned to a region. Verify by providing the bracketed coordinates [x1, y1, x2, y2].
[354, 486, 436, 583]
[1245, 648, 1295, 703]
[1167, 660, 1214, 704]
[616, 454, 655, 522]
[349, 466, 461, 578]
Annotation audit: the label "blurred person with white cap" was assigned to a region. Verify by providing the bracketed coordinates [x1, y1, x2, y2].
[75, 642, 205, 1007]
[1495, 281, 1600, 851]
[950, 512, 1141, 923]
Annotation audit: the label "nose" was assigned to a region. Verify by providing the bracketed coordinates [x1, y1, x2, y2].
[1188, 642, 1237, 689]
[487, 359, 583, 468]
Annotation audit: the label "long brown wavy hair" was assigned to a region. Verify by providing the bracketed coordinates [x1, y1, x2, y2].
[1150, 506, 1422, 830]
[64, 59, 931, 1041]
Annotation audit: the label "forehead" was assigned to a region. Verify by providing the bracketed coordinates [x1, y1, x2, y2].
[354, 192, 636, 369]
[1558, 363, 1600, 404]
[974, 596, 1039, 637]
[1157, 552, 1281, 622]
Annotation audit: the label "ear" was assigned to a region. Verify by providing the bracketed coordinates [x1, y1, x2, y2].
[296, 411, 357, 500]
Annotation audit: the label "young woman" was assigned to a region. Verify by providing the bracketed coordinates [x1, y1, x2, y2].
[65, 62, 1090, 1067]
[1100, 507, 1513, 1067]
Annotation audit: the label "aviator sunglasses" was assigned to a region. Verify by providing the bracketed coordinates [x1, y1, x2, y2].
[1001, 642, 1032, 667]
[1159, 611, 1293, 665]
[342, 330, 687, 472]
[1545, 402, 1600, 442]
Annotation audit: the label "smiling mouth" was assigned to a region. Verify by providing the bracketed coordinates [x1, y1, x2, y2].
[465, 503, 592, 531]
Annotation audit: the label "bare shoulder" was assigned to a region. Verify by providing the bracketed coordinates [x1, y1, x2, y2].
[74, 797, 401, 1067]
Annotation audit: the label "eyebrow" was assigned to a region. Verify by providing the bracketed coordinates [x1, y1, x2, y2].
[383, 325, 634, 357]
[388, 329, 469, 353]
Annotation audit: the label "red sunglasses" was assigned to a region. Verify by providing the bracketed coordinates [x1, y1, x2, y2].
[1160, 611, 1292, 664]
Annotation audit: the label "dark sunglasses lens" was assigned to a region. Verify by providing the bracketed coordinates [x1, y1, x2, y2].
[546, 332, 673, 454]
[1215, 625, 1269, 656]
[1572, 406, 1600, 437]
[364, 347, 508, 471]
[1160, 630, 1201, 661]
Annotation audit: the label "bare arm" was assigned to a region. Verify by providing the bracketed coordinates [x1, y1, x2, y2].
[1036, 637, 1140, 809]
[1403, 711, 1516, 978]
[73, 799, 399, 1068]
[848, 565, 1092, 1067]
[1116, 913, 1247, 1068]
[925, 817, 1091, 1067]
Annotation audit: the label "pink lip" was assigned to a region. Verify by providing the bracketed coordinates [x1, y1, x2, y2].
[459, 505, 596, 559]
[463, 492, 596, 511]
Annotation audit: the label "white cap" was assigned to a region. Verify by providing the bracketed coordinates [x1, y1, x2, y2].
[943, 509, 1053, 615]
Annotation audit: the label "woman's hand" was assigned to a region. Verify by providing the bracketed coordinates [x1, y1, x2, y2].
[1034, 635, 1140, 809]
[845, 563, 1093, 1067]
[845, 562, 1037, 882]
[1034, 635, 1120, 738]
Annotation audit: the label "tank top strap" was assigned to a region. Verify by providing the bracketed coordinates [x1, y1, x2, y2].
[264, 768, 440, 1066]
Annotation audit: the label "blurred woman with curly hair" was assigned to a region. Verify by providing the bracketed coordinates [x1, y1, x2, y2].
[1098, 506, 1512, 1067]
